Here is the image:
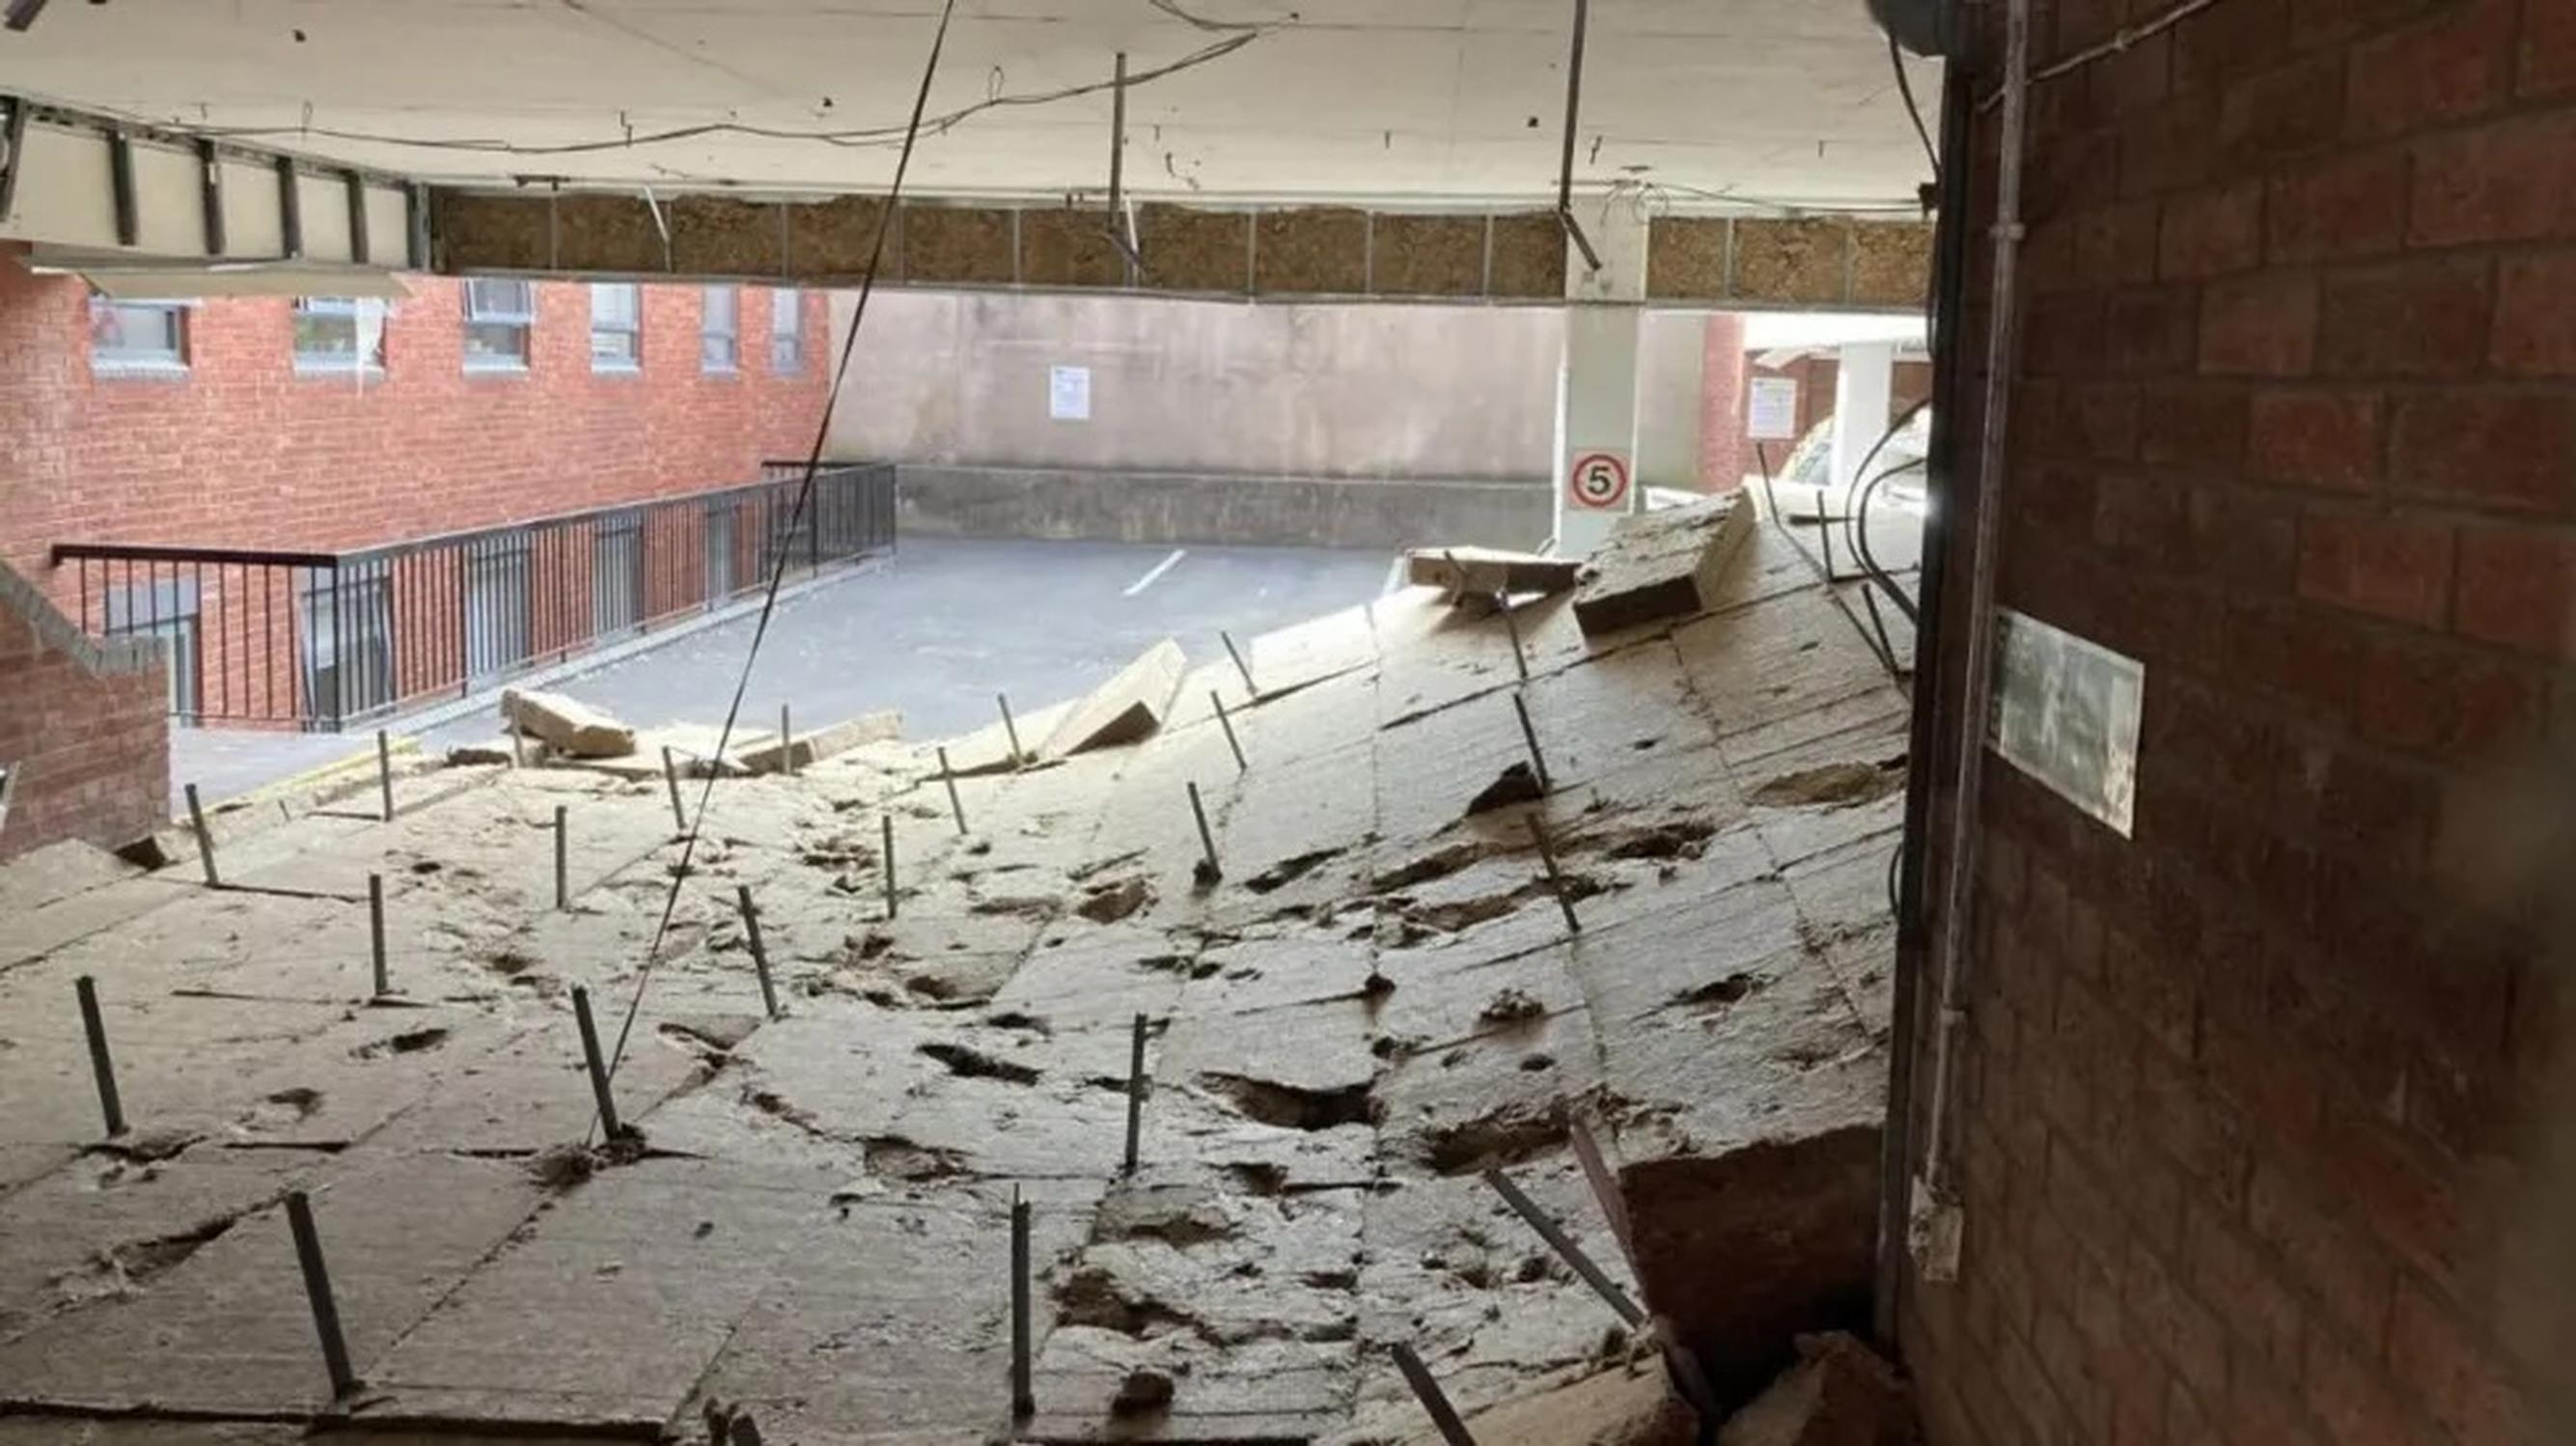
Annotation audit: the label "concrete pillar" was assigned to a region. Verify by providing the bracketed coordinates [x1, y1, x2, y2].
[1829, 340, 1897, 496]
[1552, 195, 1648, 556]
[1697, 313, 1748, 492]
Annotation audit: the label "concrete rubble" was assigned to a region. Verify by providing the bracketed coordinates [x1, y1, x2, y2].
[0, 520, 1909, 1443]
[502, 687, 641, 759]
[1572, 495, 1754, 638]
[1401, 546, 1583, 599]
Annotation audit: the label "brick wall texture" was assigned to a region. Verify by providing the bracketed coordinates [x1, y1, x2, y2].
[0, 247, 830, 584]
[0, 569, 170, 860]
[0, 246, 829, 849]
[1903, 1, 2576, 1443]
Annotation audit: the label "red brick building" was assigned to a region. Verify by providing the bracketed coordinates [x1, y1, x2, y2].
[0, 247, 834, 857]
[1897, 1, 2574, 1443]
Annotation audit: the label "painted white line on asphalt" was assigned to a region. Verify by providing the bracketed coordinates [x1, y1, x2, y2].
[1123, 548, 1188, 597]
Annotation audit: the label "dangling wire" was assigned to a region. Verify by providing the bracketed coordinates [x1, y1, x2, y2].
[598, 0, 962, 1095]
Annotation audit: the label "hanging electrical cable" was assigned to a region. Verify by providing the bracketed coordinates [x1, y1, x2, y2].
[597, 0, 961, 1093]
[1889, 35, 1940, 185]
[150, 25, 1262, 160]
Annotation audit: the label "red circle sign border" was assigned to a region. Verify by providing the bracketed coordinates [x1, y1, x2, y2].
[1567, 451, 1631, 510]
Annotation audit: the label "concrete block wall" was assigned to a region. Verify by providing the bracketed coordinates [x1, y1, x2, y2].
[1902, 1, 2576, 1443]
[0, 563, 169, 860]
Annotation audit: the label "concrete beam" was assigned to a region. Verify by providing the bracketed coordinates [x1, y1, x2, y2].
[0, 102, 415, 267]
[430, 187, 1930, 311]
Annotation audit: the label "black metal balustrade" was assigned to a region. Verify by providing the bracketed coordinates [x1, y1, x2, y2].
[51, 463, 896, 732]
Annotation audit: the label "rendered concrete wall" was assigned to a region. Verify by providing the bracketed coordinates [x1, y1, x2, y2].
[826, 290, 1714, 542]
[828, 290, 1564, 480]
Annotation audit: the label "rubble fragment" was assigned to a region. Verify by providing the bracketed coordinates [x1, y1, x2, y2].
[1571, 494, 1752, 637]
[1405, 545, 1584, 598]
[499, 686, 638, 757]
[1039, 637, 1187, 758]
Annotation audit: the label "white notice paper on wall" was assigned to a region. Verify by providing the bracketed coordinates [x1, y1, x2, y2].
[1049, 365, 1092, 421]
[1746, 375, 1800, 440]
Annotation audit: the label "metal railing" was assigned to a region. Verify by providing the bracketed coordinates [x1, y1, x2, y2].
[51, 463, 896, 732]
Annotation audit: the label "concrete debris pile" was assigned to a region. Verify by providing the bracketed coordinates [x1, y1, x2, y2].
[0, 514, 1912, 1443]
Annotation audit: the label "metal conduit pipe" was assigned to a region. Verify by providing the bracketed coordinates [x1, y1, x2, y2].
[1872, 0, 2031, 1346]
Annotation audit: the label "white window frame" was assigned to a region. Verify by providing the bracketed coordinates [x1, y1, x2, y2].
[589, 282, 641, 373]
[701, 285, 738, 375]
[769, 287, 803, 374]
[462, 278, 535, 373]
[292, 296, 386, 374]
[88, 297, 189, 375]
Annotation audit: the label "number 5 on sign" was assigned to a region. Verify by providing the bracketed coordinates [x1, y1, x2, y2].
[1566, 450, 1631, 511]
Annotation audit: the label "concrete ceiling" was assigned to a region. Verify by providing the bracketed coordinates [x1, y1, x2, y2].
[0, 0, 1939, 210]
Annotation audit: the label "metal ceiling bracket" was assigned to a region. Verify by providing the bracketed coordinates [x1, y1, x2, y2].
[197, 139, 225, 255]
[1, 97, 31, 227]
[406, 182, 430, 270]
[107, 131, 136, 247]
[276, 155, 303, 259]
[344, 170, 369, 264]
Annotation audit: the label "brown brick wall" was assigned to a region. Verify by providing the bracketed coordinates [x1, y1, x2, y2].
[1902, 1, 2573, 1443]
[0, 568, 169, 860]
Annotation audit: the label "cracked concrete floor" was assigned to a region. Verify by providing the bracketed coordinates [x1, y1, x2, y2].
[0, 525, 1907, 1444]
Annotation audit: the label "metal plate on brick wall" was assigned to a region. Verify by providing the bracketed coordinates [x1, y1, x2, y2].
[1991, 609, 2143, 837]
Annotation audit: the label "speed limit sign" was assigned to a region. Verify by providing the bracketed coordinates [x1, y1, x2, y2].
[1566, 450, 1631, 511]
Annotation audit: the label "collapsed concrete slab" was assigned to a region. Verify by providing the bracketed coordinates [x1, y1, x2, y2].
[1572, 495, 1753, 638]
[1405, 545, 1584, 599]
[499, 687, 637, 758]
[1039, 637, 1187, 759]
[738, 709, 901, 774]
[0, 504, 1911, 1441]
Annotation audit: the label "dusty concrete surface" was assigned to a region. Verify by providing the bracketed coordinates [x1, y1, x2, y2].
[0, 525, 1903, 1442]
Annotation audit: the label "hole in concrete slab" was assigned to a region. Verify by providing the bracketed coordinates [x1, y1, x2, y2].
[1749, 758, 1907, 810]
[917, 1041, 1041, 1085]
[1675, 972, 1761, 1011]
[1604, 818, 1718, 861]
[985, 1011, 1052, 1035]
[235, 1087, 324, 1131]
[352, 1026, 450, 1059]
[1519, 1053, 1556, 1072]
[862, 1135, 969, 1181]
[1054, 1265, 1199, 1338]
[484, 947, 539, 976]
[1245, 848, 1341, 895]
[1200, 1072, 1377, 1131]
[408, 859, 443, 875]
[1467, 764, 1546, 816]
[60, 1210, 245, 1300]
[1419, 1097, 1574, 1175]
[1075, 876, 1155, 924]
[971, 895, 1060, 920]
[1478, 988, 1546, 1025]
[1372, 840, 1485, 892]
[1226, 1161, 1288, 1196]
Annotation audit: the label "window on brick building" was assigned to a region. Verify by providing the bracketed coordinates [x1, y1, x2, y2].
[292, 296, 385, 372]
[88, 298, 187, 372]
[298, 567, 394, 723]
[590, 283, 641, 373]
[103, 579, 201, 721]
[462, 278, 534, 371]
[770, 287, 803, 374]
[701, 285, 737, 374]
